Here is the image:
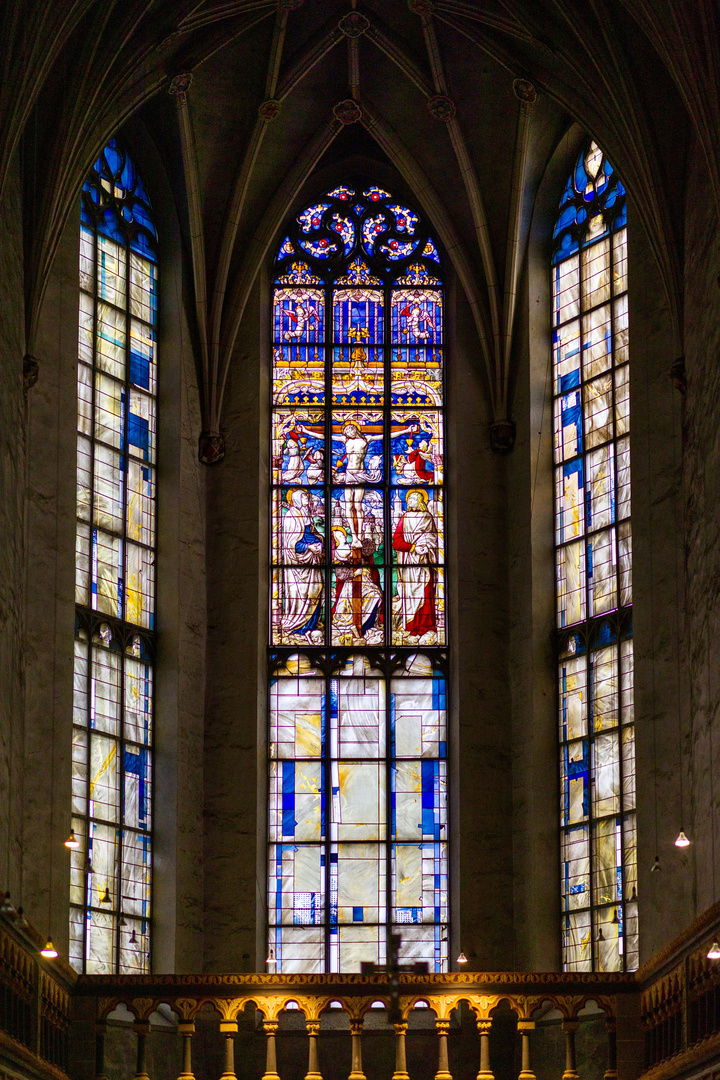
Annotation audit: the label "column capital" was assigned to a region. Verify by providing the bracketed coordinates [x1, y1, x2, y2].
[306, 1021, 321, 1036]
[562, 1020, 579, 1034]
[436, 1020, 452, 1035]
[350, 1019, 364, 1035]
[477, 1020, 492, 1033]
[219, 1021, 238, 1035]
[263, 1022, 279, 1034]
[178, 1022, 195, 1036]
[517, 1020, 535, 1033]
[133, 1021, 151, 1036]
[393, 1022, 408, 1035]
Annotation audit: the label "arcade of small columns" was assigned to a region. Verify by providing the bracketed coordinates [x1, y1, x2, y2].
[93, 992, 620, 1080]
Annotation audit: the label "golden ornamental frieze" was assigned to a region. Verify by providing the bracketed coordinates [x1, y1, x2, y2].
[76, 970, 637, 992]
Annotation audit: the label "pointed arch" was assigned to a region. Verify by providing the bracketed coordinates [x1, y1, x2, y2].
[267, 184, 448, 973]
[211, 103, 492, 440]
[553, 140, 637, 972]
[70, 138, 157, 974]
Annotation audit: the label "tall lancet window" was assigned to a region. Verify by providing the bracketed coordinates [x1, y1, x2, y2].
[553, 142, 637, 971]
[70, 140, 157, 974]
[268, 185, 448, 973]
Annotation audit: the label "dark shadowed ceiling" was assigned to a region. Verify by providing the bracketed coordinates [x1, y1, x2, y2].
[1, 0, 714, 446]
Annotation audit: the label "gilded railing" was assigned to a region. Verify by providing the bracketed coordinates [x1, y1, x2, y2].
[6, 900, 720, 1080]
[638, 899, 720, 1080]
[0, 913, 75, 1080]
[70, 970, 640, 1080]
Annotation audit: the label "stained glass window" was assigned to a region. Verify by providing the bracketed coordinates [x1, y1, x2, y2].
[70, 139, 157, 974]
[553, 142, 637, 972]
[269, 186, 448, 973]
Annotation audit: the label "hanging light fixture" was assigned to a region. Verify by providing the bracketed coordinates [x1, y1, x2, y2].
[674, 830, 690, 848]
[628, 885, 638, 902]
[456, 952, 468, 964]
[64, 829, 80, 850]
[119, 915, 127, 927]
[100, 886, 111, 904]
[598, 927, 605, 941]
[266, 948, 276, 965]
[129, 928, 137, 945]
[708, 941, 720, 960]
[612, 909, 619, 924]
[651, 855, 662, 873]
[0, 891, 15, 915]
[85, 856, 93, 874]
[40, 939, 59, 959]
[14, 907, 29, 930]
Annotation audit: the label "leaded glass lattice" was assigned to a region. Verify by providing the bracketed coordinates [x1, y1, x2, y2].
[70, 139, 156, 974]
[269, 186, 448, 972]
[553, 142, 637, 972]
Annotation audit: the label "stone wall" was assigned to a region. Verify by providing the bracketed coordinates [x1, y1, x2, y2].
[1, 109, 718, 979]
[682, 135, 720, 925]
[0, 151, 27, 908]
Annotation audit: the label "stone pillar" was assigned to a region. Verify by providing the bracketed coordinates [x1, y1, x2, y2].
[604, 1019, 618, 1080]
[517, 1020, 535, 1080]
[220, 1020, 237, 1080]
[178, 1021, 195, 1080]
[436, 1019, 452, 1080]
[392, 1022, 409, 1080]
[262, 1021, 280, 1080]
[305, 1021, 322, 1080]
[133, 1021, 151, 1080]
[562, 1021, 578, 1080]
[349, 1020, 365, 1080]
[476, 1020, 494, 1080]
[95, 1021, 109, 1080]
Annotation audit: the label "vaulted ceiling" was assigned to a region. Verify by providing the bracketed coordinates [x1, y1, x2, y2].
[2, 0, 715, 455]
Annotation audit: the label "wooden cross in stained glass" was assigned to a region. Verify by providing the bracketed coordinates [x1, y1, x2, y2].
[361, 934, 428, 1023]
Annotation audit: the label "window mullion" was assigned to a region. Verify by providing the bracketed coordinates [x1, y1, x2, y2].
[384, 285, 392, 962]
[269, 190, 447, 973]
[73, 144, 157, 976]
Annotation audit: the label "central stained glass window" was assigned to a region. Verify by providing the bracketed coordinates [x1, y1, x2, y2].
[268, 184, 448, 973]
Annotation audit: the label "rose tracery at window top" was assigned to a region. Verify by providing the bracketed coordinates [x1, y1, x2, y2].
[268, 185, 448, 974]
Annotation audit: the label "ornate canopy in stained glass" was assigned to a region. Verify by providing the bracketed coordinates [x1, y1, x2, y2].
[268, 185, 448, 973]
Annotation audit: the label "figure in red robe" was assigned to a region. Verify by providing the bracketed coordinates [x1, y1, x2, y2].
[392, 489, 438, 639]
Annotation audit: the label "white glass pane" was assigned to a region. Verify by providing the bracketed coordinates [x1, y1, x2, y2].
[96, 302, 126, 381]
[332, 761, 385, 841]
[125, 541, 155, 628]
[582, 237, 610, 309]
[97, 236, 126, 308]
[270, 676, 324, 759]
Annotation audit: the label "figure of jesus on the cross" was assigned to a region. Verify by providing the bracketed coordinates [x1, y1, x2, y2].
[361, 933, 428, 1024]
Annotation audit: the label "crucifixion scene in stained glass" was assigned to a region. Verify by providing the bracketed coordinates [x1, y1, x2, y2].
[268, 185, 448, 973]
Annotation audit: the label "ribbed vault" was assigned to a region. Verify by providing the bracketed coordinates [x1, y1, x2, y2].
[1, 0, 709, 458]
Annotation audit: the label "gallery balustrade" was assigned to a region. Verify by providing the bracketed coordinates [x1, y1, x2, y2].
[5, 899, 720, 1080]
[0, 908, 74, 1080]
[70, 968, 638, 1080]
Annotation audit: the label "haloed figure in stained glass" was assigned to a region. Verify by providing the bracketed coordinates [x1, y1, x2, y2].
[282, 293, 320, 340]
[269, 185, 448, 972]
[392, 488, 439, 643]
[279, 489, 324, 642]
